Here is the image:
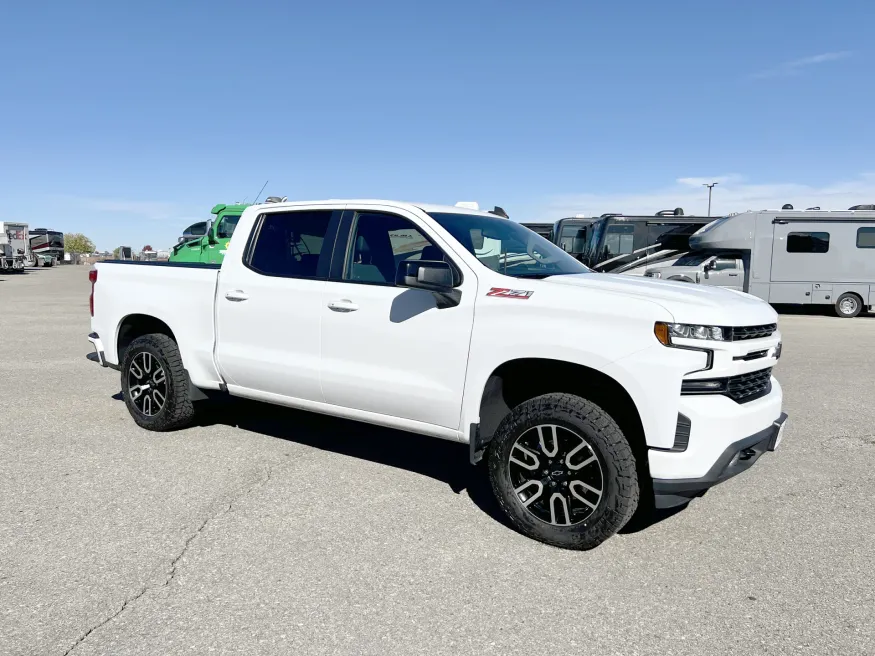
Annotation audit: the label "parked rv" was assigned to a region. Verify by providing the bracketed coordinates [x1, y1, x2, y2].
[645, 207, 875, 317]
[578, 210, 718, 274]
[29, 228, 65, 266]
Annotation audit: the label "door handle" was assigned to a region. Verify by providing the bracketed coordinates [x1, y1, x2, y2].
[327, 299, 359, 313]
[224, 290, 250, 302]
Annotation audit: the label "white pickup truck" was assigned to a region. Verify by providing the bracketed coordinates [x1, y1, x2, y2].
[88, 199, 787, 550]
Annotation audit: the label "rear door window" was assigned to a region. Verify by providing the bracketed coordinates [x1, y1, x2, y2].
[247, 210, 335, 279]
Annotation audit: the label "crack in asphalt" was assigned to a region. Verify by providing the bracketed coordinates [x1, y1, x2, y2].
[60, 465, 273, 656]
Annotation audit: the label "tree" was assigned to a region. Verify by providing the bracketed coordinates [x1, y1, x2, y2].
[65, 233, 96, 254]
[112, 247, 121, 259]
[143, 244, 153, 252]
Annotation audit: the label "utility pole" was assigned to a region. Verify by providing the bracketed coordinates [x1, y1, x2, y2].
[703, 182, 719, 217]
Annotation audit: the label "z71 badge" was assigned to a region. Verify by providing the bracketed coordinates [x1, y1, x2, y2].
[486, 287, 534, 299]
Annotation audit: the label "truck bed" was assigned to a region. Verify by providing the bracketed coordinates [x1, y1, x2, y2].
[90, 260, 224, 389]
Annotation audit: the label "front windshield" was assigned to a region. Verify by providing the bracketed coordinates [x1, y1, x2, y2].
[428, 213, 590, 278]
[675, 251, 713, 266]
[216, 215, 241, 239]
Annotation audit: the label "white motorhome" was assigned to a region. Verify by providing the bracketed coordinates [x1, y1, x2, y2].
[645, 207, 875, 317]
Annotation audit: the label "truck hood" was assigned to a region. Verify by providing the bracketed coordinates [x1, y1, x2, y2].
[543, 273, 777, 326]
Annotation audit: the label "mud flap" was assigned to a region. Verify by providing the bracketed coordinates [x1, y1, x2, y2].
[469, 423, 489, 465]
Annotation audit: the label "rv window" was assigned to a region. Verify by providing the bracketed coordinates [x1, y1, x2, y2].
[558, 225, 587, 254]
[787, 232, 830, 254]
[603, 224, 635, 259]
[856, 227, 875, 249]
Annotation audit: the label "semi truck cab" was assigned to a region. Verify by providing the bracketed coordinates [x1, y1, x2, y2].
[170, 203, 249, 265]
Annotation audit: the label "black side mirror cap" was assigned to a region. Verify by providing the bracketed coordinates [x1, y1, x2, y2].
[396, 260, 461, 308]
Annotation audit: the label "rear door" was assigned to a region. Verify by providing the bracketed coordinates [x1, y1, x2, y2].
[215, 207, 341, 401]
[319, 207, 476, 430]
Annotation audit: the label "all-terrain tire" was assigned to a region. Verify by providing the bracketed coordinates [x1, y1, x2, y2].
[121, 334, 196, 431]
[834, 292, 863, 318]
[488, 393, 639, 550]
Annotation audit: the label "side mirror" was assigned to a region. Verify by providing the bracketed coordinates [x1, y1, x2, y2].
[704, 259, 716, 271]
[396, 260, 461, 308]
[178, 236, 185, 243]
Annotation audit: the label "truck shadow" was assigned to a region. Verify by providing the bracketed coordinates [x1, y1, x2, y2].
[196, 396, 513, 529]
[187, 396, 685, 537]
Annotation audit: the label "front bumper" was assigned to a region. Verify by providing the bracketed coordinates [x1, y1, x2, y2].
[652, 412, 787, 508]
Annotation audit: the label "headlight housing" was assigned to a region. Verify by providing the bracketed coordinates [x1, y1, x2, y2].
[654, 322, 727, 345]
[645, 271, 661, 278]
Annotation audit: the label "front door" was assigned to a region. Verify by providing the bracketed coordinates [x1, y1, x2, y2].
[215, 208, 340, 401]
[701, 255, 744, 291]
[320, 209, 476, 430]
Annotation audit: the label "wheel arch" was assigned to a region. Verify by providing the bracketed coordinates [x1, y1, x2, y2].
[116, 314, 178, 364]
[475, 358, 647, 468]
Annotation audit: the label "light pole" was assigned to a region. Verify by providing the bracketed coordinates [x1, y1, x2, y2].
[703, 182, 719, 217]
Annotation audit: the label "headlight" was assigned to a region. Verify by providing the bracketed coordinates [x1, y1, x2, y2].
[654, 322, 726, 345]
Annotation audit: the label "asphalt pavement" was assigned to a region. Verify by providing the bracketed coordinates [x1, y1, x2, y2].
[1, 265, 873, 656]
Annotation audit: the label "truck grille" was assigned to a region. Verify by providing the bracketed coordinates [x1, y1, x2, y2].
[731, 324, 777, 341]
[727, 368, 772, 403]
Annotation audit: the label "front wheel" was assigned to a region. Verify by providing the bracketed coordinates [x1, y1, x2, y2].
[121, 334, 196, 431]
[488, 393, 639, 550]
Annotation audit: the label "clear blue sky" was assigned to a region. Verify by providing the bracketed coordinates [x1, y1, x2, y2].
[1, 0, 872, 250]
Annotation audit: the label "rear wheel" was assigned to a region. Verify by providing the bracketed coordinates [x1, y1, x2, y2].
[121, 334, 196, 431]
[835, 293, 863, 318]
[488, 393, 639, 550]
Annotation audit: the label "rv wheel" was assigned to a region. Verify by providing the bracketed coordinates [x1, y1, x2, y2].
[835, 293, 862, 318]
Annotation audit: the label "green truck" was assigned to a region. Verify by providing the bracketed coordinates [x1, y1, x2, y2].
[169, 203, 249, 264]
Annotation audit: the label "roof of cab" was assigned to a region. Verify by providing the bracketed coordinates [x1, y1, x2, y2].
[248, 199, 500, 217]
